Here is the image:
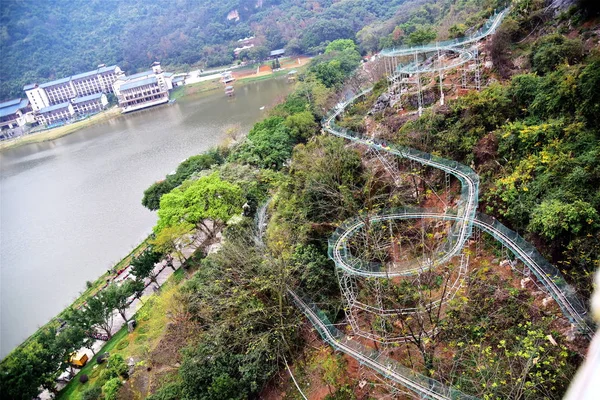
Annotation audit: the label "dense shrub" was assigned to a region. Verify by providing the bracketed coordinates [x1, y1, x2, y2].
[229, 117, 295, 169]
[142, 149, 225, 211]
[80, 386, 102, 400]
[530, 34, 584, 75]
[102, 377, 122, 400]
[146, 382, 183, 400]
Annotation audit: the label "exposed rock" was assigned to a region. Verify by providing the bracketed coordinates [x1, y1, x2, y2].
[565, 324, 578, 342]
[542, 296, 553, 307]
[368, 92, 391, 115]
[546, 0, 577, 15]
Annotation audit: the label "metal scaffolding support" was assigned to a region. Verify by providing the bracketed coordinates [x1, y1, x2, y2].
[474, 46, 481, 91]
[288, 8, 593, 400]
[475, 226, 482, 257]
[445, 172, 451, 204]
[414, 52, 423, 116]
[437, 47, 445, 106]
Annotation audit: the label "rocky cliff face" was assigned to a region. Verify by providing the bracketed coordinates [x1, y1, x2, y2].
[546, 0, 578, 13]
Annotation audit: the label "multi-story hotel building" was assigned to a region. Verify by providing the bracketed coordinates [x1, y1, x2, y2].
[17, 62, 174, 123]
[33, 93, 108, 126]
[23, 65, 122, 112]
[112, 63, 173, 113]
[0, 98, 34, 130]
[71, 93, 108, 115]
[35, 102, 75, 126]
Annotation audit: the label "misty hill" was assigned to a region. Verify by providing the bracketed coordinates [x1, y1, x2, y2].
[0, 0, 409, 99]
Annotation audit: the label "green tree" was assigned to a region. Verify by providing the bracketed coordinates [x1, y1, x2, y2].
[146, 382, 182, 400]
[0, 325, 85, 398]
[150, 222, 194, 263]
[70, 291, 116, 339]
[230, 117, 295, 169]
[448, 23, 467, 38]
[106, 354, 128, 378]
[155, 172, 245, 237]
[142, 150, 224, 211]
[248, 46, 269, 62]
[529, 199, 599, 240]
[130, 248, 163, 286]
[179, 344, 248, 400]
[312, 60, 346, 88]
[142, 180, 175, 211]
[531, 34, 584, 75]
[287, 135, 365, 222]
[55, 326, 87, 378]
[80, 386, 102, 400]
[103, 283, 135, 322]
[295, 74, 333, 116]
[406, 26, 436, 45]
[284, 111, 318, 140]
[129, 278, 146, 303]
[325, 39, 358, 54]
[577, 56, 600, 125]
[102, 377, 122, 400]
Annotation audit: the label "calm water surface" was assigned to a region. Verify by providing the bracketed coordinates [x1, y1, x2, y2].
[0, 78, 291, 357]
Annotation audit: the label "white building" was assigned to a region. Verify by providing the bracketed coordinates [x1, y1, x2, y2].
[0, 98, 34, 130]
[35, 102, 75, 126]
[71, 93, 109, 115]
[112, 63, 173, 113]
[34, 93, 108, 126]
[24, 65, 122, 112]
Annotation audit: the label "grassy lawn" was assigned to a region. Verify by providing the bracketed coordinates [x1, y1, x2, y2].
[56, 327, 129, 400]
[238, 69, 292, 83]
[57, 268, 186, 399]
[172, 78, 223, 98]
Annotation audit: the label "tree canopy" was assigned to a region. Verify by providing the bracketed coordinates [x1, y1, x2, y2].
[155, 172, 245, 236]
[1, 0, 414, 99]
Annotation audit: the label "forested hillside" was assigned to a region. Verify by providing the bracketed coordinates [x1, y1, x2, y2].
[2, 0, 600, 399]
[0, 0, 410, 100]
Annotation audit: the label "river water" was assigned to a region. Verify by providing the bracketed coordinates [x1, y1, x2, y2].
[0, 78, 291, 358]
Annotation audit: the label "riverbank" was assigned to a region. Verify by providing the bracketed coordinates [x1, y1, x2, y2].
[171, 59, 309, 99]
[0, 107, 122, 152]
[1, 60, 308, 153]
[0, 239, 149, 362]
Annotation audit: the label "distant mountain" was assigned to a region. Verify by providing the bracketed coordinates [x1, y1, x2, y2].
[0, 0, 409, 100]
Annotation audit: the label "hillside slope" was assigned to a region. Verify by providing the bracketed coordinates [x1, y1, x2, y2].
[0, 0, 409, 100]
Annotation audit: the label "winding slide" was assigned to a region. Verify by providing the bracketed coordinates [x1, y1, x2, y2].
[288, 9, 593, 400]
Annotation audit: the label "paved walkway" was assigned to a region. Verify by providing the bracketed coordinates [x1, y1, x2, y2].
[41, 232, 209, 398]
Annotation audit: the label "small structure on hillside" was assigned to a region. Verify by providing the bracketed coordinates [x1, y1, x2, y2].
[221, 72, 235, 84]
[287, 70, 297, 82]
[269, 49, 285, 59]
[172, 75, 186, 87]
